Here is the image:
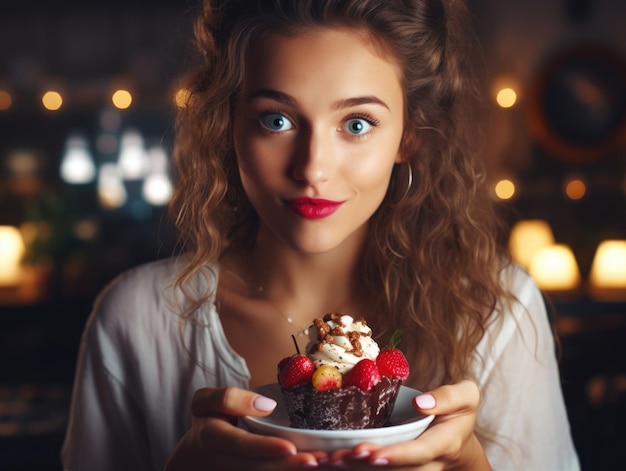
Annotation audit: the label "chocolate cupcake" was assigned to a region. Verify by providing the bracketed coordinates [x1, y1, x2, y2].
[277, 313, 409, 430]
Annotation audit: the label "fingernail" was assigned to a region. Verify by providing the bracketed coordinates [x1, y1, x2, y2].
[352, 450, 370, 459]
[414, 393, 436, 409]
[371, 457, 390, 466]
[331, 460, 348, 468]
[302, 461, 318, 468]
[253, 395, 277, 412]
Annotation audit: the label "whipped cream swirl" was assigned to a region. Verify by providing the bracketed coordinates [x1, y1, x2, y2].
[306, 313, 380, 374]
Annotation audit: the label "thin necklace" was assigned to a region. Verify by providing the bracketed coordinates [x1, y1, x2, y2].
[225, 265, 312, 338]
[256, 285, 311, 338]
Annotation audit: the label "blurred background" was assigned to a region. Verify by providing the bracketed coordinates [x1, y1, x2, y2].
[0, 0, 624, 469]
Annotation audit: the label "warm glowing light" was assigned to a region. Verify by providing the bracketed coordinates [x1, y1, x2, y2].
[118, 129, 149, 180]
[143, 174, 173, 206]
[529, 244, 581, 291]
[174, 88, 191, 108]
[0, 226, 25, 286]
[590, 240, 626, 289]
[496, 87, 517, 108]
[0, 90, 12, 110]
[112, 89, 133, 109]
[565, 179, 586, 200]
[60, 135, 96, 184]
[495, 179, 516, 200]
[42, 91, 63, 111]
[98, 163, 127, 209]
[509, 220, 555, 270]
[142, 146, 172, 205]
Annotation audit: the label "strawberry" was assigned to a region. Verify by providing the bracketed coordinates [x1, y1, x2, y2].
[343, 358, 381, 391]
[311, 365, 343, 391]
[277, 356, 291, 373]
[279, 355, 314, 388]
[376, 330, 410, 380]
[376, 348, 410, 380]
[278, 335, 315, 388]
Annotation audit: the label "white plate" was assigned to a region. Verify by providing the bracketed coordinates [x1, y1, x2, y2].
[242, 383, 435, 452]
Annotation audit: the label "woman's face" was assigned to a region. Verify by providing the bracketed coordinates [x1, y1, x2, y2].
[233, 28, 405, 254]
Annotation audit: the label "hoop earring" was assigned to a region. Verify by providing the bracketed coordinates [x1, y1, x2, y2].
[404, 164, 413, 198]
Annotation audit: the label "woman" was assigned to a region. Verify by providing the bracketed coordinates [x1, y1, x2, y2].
[62, 0, 579, 469]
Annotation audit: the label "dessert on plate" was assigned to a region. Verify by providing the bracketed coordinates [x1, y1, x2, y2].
[277, 313, 410, 430]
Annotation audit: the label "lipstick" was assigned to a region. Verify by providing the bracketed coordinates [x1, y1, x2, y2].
[287, 197, 344, 219]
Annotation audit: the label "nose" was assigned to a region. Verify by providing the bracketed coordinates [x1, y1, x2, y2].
[290, 125, 334, 185]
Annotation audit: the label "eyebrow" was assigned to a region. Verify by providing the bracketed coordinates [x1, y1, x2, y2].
[245, 89, 390, 111]
[246, 89, 297, 107]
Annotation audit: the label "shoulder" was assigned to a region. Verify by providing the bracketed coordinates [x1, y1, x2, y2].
[95, 257, 217, 319]
[82, 257, 221, 376]
[86, 257, 219, 351]
[500, 263, 542, 304]
[493, 262, 549, 328]
[94, 258, 179, 326]
[499, 263, 552, 336]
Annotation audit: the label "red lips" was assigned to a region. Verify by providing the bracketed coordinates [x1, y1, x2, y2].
[287, 197, 344, 219]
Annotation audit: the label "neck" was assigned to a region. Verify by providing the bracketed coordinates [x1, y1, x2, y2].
[235, 228, 368, 319]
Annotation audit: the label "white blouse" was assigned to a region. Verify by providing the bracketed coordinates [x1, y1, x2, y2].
[61, 257, 579, 470]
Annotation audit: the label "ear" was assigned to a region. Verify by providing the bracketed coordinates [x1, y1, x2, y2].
[395, 130, 419, 163]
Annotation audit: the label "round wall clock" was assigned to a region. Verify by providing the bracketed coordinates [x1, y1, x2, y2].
[526, 43, 626, 164]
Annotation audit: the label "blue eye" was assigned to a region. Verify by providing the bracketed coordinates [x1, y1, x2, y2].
[259, 113, 294, 132]
[342, 118, 373, 135]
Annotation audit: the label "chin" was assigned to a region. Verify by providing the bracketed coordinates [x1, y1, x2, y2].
[280, 230, 365, 256]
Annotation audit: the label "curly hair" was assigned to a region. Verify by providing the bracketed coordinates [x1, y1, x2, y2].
[169, 0, 511, 389]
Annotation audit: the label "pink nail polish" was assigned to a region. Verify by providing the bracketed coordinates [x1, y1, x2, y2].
[414, 394, 436, 409]
[253, 396, 277, 412]
[371, 457, 390, 466]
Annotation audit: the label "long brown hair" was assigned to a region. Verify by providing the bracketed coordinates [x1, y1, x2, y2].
[169, 0, 511, 389]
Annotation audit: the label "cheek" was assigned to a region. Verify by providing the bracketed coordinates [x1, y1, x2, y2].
[234, 127, 291, 182]
[346, 141, 401, 192]
[235, 141, 291, 204]
[234, 129, 269, 184]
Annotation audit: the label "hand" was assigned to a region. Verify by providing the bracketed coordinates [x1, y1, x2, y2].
[164, 386, 326, 470]
[327, 380, 491, 470]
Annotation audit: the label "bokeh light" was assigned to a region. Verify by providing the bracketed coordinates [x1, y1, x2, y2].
[0, 90, 12, 110]
[496, 87, 517, 108]
[494, 179, 516, 200]
[42, 91, 63, 111]
[174, 88, 191, 108]
[565, 178, 586, 200]
[112, 89, 133, 109]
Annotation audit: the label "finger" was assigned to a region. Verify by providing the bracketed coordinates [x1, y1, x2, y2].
[197, 415, 298, 458]
[369, 417, 482, 468]
[413, 380, 480, 416]
[364, 381, 481, 466]
[191, 386, 277, 418]
[344, 442, 382, 461]
[197, 416, 330, 463]
[166, 428, 320, 471]
[192, 448, 323, 471]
